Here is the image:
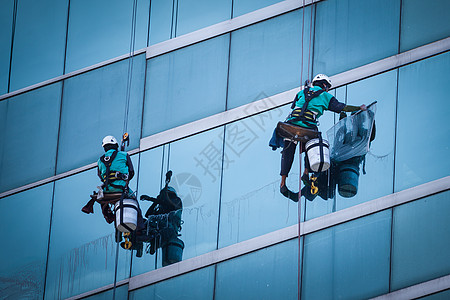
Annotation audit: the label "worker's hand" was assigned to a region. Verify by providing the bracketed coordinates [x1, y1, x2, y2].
[360, 104, 367, 111]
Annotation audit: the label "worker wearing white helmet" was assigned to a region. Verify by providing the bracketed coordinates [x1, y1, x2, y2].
[279, 74, 366, 201]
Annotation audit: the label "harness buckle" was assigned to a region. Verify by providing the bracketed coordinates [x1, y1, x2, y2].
[104, 156, 111, 162]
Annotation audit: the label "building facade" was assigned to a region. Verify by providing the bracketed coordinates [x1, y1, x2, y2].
[0, 0, 449, 299]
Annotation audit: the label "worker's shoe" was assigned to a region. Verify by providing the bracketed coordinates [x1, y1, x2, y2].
[280, 185, 299, 202]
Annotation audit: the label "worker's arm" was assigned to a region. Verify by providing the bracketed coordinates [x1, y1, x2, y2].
[126, 154, 135, 180]
[342, 104, 367, 112]
[97, 166, 103, 181]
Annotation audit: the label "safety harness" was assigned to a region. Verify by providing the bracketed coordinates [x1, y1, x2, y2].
[100, 150, 128, 192]
[289, 86, 324, 126]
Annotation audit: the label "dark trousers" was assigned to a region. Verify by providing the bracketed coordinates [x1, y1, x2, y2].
[280, 140, 310, 176]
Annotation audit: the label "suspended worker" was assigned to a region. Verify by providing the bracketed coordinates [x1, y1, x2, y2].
[279, 74, 367, 201]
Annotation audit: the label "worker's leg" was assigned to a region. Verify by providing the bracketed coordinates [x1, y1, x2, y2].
[280, 140, 297, 187]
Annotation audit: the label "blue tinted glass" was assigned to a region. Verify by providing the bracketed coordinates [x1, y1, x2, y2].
[219, 106, 300, 248]
[143, 36, 228, 136]
[44, 169, 133, 299]
[0, 0, 14, 94]
[148, 0, 174, 45]
[57, 54, 145, 174]
[302, 211, 391, 299]
[0, 83, 61, 193]
[9, 0, 68, 91]
[131, 146, 164, 276]
[233, 0, 284, 17]
[215, 239, 298, 300]
[0, 184, 53, 299]
[227, 9, 311, 109]
[313, 0, 400, 76]
[395, 52, 450, 191]
[391, 191, 450, 291]
[176, 0, 231, 36]
[65, 0, 149, 73]
[167, 128, 223, 258]
[334, 71, 396, 209]
[400, 0, 450, 52]
[130, 266, 215, 299]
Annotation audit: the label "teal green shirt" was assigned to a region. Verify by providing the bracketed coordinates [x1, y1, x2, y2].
[287, 86, 336, 128]
[97, 149, 130, 193]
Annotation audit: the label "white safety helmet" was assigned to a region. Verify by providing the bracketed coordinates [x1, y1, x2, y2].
[312, 74, 332, 88]
[102, 135, 118, 147]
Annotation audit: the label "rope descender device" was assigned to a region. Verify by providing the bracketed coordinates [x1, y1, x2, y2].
[120, 133, 130, 151]
[121, 232, 132, 250]
[310, 175, 319, 195]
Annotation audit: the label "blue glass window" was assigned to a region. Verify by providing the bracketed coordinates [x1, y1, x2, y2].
[395, 52, 450, 191]
[232, 0, 284, 17]
[65, 0, 149, 73]
[44, 169, 134, 299]
[143, 35, 229, 136]
[129, 266, 215, 300]
[83, 285, 128, 300]
[9, 0, 68, 91]
[227, 9, 310, 109]
[391, 191, 450, 291]
[219, 106, 299, 248]
[0, 0, 14, 94]
[400, 0, 450, 52]
[148, 0, 174, 45]
[176, 0, 231, 36]
[215, 239, 298, 300]
[57, 55, 145, 174]
[313, 0, 400, 76]
[302, 211, 391, 299]
[0, 184, 53, 299]
[0, 83, 61, 193]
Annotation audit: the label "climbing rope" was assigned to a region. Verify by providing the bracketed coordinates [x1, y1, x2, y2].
[113, 0, 138, 299]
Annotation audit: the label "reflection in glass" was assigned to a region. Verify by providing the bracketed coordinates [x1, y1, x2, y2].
[313, 0, 400, 76]
[0, 0, 14, 94]
[57, 55, 145, 174]
[83, 285, 128, 300]
[148, 0, 174, 45]
[232, 0, 284, 17]
[215, 239, 298, 300]
[302, 211, 391, 299]
[0, 83, 61, 193]
[0, 184, 53, 299]
[395, 53, 450, 191]
[129, 266, 215, 300]
[45, 169, 132, 299]
[391, 191, 450, 291]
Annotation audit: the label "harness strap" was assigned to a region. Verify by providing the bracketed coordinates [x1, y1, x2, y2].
[100, 150, 118, 191]
[290, 86, 325, 124]
[318, 133, 324, 172]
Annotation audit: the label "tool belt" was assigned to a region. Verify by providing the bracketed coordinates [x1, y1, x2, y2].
[102, 171, 129, 182]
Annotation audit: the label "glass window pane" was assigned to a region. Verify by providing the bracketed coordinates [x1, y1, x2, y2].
[400, 0, 450, 52]
[176, 0, 231, 36]
[57, 55, 145, 174]
[148, 0, 174, 45]
[232, 0, 284, 17]
[215, 239, 298, 300]
[313, 0, 400, 76]
[143, 36, 228, 136]
[0, 83, 61, 193]
[83, 285, 128, 300]
[10, 0, 68, 91]
[302, 211, 391, 299]
[0, 0, 14, 94]
[334, 71, 396, 209]
[131, 146, 164, 276]
[227, 9, 310, 109]
[391, 191, 450, 291]
[395, 52, 450, 191]
[167, 128, 223, 258]
[219, 106, 300, 248]
[44, 169, 135, 299]
[65, 0, 149, 73]
[129, 266, 215, 300]
[0, 184, 53, 299]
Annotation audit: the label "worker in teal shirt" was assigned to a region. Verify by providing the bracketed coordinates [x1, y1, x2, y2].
[280, 74, 367, 201]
